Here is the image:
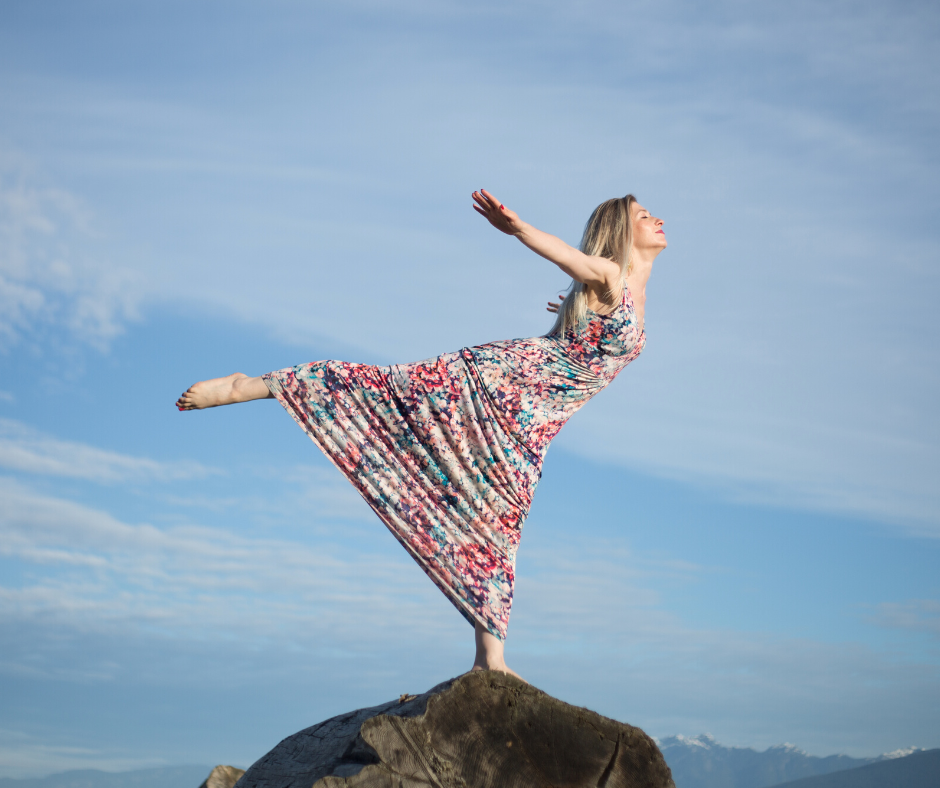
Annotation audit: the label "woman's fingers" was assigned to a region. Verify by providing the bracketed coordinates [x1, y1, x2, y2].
[472, 189, 518, 235]
[473, 189, 505, 214]
[473, 192, 493, 211]
[482, 189, 512, 217]
[472, 193, 495, 218]
[481, 188, 501, 207]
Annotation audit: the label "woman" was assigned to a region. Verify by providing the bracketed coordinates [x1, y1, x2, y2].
[176, 189, 666, 678]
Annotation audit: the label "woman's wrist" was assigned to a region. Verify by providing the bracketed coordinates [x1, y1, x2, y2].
[512, 219, 534, 240]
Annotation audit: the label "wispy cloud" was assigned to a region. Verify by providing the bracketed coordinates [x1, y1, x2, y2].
[0, 728, 177, 780]
[0, 478, 441, 644]
[0, 418, 216, 483]
[562, 392, 940, 536]
[0, 0, 937, 534]
[869, 599, 940, 638]
[1, 477, 937, 760]
[508, 544, 940, 755]
[0, 156, 143, 348]
[272, 463, 375, 519]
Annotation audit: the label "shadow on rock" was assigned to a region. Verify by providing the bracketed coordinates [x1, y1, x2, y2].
[235, 670, 675, 787]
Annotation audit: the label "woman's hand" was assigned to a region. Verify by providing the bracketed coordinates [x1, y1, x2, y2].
[546, 294, 566, 313]
[472, 189, 523, 236]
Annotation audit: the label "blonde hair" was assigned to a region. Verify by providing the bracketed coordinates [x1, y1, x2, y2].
[548, 194, 637, 337]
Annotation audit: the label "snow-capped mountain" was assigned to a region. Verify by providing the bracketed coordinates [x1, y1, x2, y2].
[657, 734, 927, 788]
[879, 745, 925, 760]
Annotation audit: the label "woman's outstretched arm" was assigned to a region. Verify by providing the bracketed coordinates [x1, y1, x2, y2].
[472, 189, 620, 290]
[176, 373, 273, 410]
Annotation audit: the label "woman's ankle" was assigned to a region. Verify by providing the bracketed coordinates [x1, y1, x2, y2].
[473, 622, 506, 669]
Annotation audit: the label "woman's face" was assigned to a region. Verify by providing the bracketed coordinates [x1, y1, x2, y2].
[631, 203, 667, 251]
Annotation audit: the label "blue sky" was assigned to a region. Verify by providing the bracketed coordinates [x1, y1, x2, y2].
[1, 0, 938, 777]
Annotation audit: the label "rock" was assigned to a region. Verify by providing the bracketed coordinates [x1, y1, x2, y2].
[235, 670, 675, 787]
[200, 765, 247, 788]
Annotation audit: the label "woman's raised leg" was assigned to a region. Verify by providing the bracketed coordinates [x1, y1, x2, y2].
[176, 373, 273, 410]
[471, 621, 525, 682]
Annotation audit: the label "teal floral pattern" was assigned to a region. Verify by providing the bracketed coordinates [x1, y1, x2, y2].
[263, 286, 645, 639]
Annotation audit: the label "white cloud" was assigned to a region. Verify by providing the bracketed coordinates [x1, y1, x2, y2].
[0, 2, 938, 776]
[0, 477, 937, 759]
[0, 0, 937, 530]
[0, 418, 216, 483]
[0, 156, 143, 348]
[0, 478, 443, 643]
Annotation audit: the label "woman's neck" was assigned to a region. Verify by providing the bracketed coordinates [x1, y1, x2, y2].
[626, 258, 653, 300]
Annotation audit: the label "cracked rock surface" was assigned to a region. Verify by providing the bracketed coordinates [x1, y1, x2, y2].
[234, 671, 675, 788]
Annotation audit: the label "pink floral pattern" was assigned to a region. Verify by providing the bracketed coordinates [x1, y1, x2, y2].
[263, 286, 645, 640]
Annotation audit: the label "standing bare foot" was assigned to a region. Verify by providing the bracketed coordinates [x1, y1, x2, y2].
[176, 373, 249, 410]
[471, 662, 526, 682]
[470, 622, 526, 683]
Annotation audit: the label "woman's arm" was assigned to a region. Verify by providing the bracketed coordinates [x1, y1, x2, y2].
[472, 189, 620, 290]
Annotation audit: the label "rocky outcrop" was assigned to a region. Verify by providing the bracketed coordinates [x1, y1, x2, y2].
[200, 765, 246, 788]
[235, 670, 674, 787]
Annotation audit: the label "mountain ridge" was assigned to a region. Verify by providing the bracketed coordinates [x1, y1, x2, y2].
[657, 734, 930, 788]
[765, 748, 940, 788]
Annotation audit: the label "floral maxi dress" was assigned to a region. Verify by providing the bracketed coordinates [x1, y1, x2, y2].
[263, 287, 645, 640]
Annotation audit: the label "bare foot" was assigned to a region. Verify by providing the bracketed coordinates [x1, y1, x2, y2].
[470, 622, 527, 683]
[176, 373, 248, 410]
[470, 661, 526, 683]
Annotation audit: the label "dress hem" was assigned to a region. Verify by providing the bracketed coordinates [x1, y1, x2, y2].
[262, 370, 507, 642]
